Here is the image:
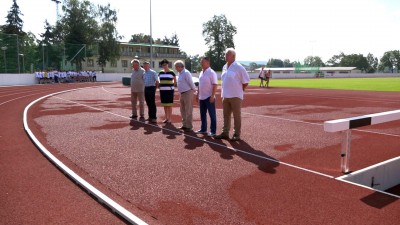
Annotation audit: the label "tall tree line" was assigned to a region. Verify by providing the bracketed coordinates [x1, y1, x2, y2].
[0, 0, 121, 72]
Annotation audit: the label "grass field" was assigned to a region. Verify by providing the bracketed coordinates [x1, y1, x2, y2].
[249, 77, 400, 92]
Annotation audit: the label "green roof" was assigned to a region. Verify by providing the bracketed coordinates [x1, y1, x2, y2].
[120, 42, 180, 49]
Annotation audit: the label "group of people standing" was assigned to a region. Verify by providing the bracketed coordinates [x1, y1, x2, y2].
[130, 48, 250, 141]
[35, 70, 97, 84]
[258, 67, 271, 88]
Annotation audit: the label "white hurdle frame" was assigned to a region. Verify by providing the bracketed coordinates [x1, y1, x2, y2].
[324, 109, 400, 173]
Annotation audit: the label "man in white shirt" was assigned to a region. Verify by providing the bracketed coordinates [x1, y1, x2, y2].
[215, 48, 250, 141]
[196, 57, 218, 137]
[175, 60, 197, 132]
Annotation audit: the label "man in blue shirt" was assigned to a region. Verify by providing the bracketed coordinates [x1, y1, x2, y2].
[143, 61, 159, 123]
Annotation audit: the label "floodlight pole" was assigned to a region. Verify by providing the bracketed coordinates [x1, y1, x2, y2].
[19, 53, 24, 73]
[150, 0, 153, 68]
[1, 46, 7, 73]
[42, 43, 46, 71]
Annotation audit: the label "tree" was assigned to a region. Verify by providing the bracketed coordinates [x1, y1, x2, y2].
[266, 58, 283, 68]
[1, 0, 25, 36]
[283, 59, 294, 68]
[340, 54, 369, 72]
[326, 52, 345, 66]
[378, 50, 400, 73]
[248, 62, 269, 71]
[21, 32, 39, 72]
[202, 14, 237, 71]
[129, 33, 153, 43]
[185, 54, 200, 72]
[304, 56, 325, 67]
[60, 0, 99, 69]
[162, 33, 180, 46]
[96, 3, 121, 72]
[366, 53, 378, 73]
[39, 20, 62, 69]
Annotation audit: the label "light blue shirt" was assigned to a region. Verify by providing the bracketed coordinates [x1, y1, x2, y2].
[144, 69, 158, 87]
[177, 68, 196, 93]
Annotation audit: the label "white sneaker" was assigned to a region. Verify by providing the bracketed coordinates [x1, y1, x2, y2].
[207, 132, 216, 137]
[195, 130, 207, 134]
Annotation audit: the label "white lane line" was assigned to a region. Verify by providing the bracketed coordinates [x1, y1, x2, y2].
[56, 91, 399, 200]
[53, 95, 335, 179]
[101, 86, 120, 95]
[24, 87, 148, 225]
[0, 92, 49, 106]
[242, 112, 400, 137]
[335, 179, 400, 199]
[274, 92, 400, 104]
[98, 85, 400, 138]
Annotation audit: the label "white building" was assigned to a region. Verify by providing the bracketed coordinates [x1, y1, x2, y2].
[82, 42, 186, 73]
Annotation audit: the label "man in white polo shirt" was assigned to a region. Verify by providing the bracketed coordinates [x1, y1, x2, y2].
[196, 56, 218, 137]
[215, 48, 250, 141]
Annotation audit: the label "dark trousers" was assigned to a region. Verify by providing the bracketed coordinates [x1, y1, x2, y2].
[199, 96, 217, 134]
[145, 86, 157, 119]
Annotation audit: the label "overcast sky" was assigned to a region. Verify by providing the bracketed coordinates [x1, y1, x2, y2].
[1, 0, 399, 62]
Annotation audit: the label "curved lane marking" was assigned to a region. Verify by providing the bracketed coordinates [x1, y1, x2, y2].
[23, 87, 148, 225]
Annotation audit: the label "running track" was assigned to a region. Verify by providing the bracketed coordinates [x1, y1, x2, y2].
[1, 82, 399, 224]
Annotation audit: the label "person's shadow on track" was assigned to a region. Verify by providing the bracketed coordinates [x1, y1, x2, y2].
[206, 138, 279, 174]
[129, 119, 146, 131]
[206, 139, 235, 160]
[230, 140, 279, 174]
[161, 123, 180, 140]
[143, 123, 162, 134]
[183, 133, 205, 150]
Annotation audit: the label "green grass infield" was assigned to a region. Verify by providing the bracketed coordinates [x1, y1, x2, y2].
[249, 77, 400, 92]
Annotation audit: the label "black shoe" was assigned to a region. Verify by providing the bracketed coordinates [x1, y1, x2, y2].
[177, 126, 188, 130]
[230, 135, 241, 141]
[130, 115, 138, 119]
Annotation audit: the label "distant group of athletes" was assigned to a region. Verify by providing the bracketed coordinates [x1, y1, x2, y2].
[34, 70, 97, 84]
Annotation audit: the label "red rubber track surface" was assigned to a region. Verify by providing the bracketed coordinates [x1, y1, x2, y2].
[3, 83, 400, 224]
[0, 83, 134, 225]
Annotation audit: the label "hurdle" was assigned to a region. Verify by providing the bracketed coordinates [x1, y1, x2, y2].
[324, 109, 400, 173]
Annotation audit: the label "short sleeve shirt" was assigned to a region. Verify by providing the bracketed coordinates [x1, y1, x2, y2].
[144, 69, 158, 87]
[220, 61, 250, 100]
[198, 67, 218, 100]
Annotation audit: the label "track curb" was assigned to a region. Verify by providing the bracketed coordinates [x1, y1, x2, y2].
[22, 87, 147, 225]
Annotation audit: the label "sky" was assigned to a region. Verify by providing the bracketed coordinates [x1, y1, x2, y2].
[1, 0, 400, 63]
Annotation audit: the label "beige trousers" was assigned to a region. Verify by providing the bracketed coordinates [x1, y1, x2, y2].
[222, 97, 242, 136]
[131, 92, 145, 117]
[180, 90, 194, 129]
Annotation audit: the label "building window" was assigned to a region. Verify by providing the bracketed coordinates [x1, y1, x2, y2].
[111, 60, 117, 67]
[122, 60, 128, 67]
[87, 59, 94, 67]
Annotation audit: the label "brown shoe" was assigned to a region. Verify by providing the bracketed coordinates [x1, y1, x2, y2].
[183, 127, 193, 132]
[214, 133, 229, 139]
